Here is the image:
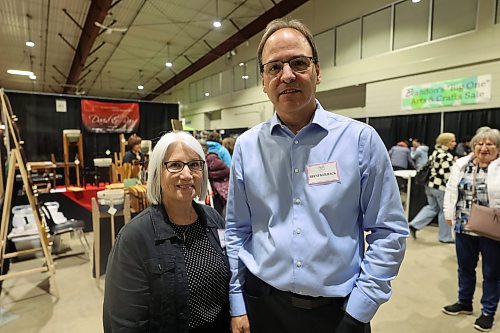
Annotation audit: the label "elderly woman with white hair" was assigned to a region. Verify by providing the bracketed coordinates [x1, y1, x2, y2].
[442, 127, 500, 332]
[104, 131, 230, 333]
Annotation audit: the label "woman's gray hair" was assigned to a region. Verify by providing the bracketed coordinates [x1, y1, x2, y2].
[470, 128, 500, 149]
[147, 131, 208, 205]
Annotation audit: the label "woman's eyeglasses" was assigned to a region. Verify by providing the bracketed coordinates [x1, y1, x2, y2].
[164, 160, 205, 173]
[260, 56, 315, 76]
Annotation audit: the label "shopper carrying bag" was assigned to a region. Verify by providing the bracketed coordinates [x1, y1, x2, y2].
[467, 169, 500, 240]
[442, 127, 500, 332]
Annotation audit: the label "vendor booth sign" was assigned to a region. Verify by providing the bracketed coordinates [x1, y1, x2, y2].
[81, 99, 139, 133]
[401, 75, 491, 110]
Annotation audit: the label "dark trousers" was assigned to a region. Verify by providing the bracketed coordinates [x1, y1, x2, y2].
[244, 271, 371, 333]
[455, 233, 500, 316]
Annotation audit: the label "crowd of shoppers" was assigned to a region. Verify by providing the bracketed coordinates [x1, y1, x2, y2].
[100, 15, 498, 333]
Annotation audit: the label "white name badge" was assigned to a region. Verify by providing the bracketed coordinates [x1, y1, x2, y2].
[306, 162, 340, 185]
[217, 229, 226, 248]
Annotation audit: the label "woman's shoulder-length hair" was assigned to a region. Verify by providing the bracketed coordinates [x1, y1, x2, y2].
[146, 131, 208, 205]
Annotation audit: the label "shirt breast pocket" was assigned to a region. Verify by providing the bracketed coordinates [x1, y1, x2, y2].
[145, 258, 175, 276]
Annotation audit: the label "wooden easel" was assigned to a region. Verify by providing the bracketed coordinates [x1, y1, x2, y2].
[0, 89, 59, 297]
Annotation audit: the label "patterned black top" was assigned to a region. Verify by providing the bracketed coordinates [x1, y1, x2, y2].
[454, 161, 489, 235]
[428, 145, 454, 191]
[170, 219, 229, 329]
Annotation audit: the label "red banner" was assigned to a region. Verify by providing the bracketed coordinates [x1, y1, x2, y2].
[81, 99, 139, 133]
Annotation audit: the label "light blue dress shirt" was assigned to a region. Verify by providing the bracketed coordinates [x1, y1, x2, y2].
[225, 102, 409, 323]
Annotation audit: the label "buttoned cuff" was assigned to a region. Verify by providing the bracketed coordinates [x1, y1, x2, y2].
[345, 287, 379, 323]
[229, 292, 247, 316]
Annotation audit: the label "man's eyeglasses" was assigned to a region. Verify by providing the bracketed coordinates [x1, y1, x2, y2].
[164, 160, 205, 173]
[260, 56, 316, 76]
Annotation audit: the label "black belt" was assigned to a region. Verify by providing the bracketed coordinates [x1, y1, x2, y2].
[269, 285, 346, 310]
[245, 271, 346, 310]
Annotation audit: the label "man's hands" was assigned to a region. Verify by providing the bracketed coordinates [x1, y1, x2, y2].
[231, 315, 250, 333]
[335, 313, 367, 333]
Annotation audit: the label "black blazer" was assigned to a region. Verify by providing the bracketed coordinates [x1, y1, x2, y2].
[103, 202, 228, 332]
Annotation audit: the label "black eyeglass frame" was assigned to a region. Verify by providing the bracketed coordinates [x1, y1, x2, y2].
[163, 160, 205, 173]
[259, 56, 317, 75]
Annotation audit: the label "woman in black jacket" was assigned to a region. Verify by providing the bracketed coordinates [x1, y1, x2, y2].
[103, 131, 230, 333]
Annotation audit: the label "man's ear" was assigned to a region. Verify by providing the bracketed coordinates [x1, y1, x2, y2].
[315, 63, 321, 85]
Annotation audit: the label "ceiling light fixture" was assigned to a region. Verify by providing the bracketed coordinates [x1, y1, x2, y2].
[7, 69, 34, 76]
[26, 41, 35, 47]
[137, 70, 144, 90]
[213, 0, 221, 28]
[29, 74, 37, 80]
[165, 42, 173, 67]
[204, 92, 210, 97]
[412, 0, 421, 3]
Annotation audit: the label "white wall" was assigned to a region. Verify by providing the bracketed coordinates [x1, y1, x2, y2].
[366, 60, 500, 118]
[160, 0, 500, 130]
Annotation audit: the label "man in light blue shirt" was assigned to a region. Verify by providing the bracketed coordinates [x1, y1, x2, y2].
[226, 18, 408, 333]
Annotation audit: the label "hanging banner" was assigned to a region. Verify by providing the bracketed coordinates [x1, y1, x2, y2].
[401, 75, 492, 110]
[81, 99, 139, 133]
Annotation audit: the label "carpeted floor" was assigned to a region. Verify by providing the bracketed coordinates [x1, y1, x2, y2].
[0, 227, 498, 333]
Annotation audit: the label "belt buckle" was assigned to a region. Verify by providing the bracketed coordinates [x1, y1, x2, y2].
[291, 296, 314, 309]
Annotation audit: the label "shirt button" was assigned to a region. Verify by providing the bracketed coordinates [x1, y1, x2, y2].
[294, 168, 299, 173]
[296, 261, 302, 267]
[295, 228, 301, 234]
[294, 198, 301, 204]
[294, 140, 299, 144]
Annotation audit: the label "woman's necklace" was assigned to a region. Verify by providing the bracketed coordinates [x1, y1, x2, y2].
[168, 210, 197, 242]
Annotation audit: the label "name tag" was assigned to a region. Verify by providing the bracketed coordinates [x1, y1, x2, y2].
[217, 229, 226, 248]
[306, 162, 340, 185]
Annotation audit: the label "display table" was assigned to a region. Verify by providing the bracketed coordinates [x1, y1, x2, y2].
[91, 195, 130, 287]
[394, 170, 416, 219]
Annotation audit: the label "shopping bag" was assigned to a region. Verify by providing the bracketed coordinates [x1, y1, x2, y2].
[414, 160, 431, 186]
[467, 204, 500, 241]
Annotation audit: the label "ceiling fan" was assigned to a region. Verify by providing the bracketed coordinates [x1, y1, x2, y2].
[94, 21, 128, 34]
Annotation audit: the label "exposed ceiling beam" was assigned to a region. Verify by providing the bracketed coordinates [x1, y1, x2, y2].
[144, 0, 309, 100]
[63, 0, 112, 94]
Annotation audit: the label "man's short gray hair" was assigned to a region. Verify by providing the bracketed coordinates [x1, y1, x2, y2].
[257, 18, 319, 73]
[147, 131, 208, 205]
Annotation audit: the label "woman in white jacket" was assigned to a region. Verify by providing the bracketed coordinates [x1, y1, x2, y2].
[442, 128, 500, 332]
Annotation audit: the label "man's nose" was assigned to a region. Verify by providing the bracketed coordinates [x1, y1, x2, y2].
[280, 63, 296, 82]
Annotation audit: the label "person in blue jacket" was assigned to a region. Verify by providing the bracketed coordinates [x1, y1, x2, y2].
[206, 131, 232, 168]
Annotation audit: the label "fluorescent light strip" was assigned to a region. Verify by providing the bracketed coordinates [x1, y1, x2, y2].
[7, 69, 34, 76]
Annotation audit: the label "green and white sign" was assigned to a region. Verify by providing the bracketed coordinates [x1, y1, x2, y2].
[401, 75, 491, 110]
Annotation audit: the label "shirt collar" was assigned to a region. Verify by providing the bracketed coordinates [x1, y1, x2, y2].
[269, 100, 328, 134]
[150, 201, 216, 241]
